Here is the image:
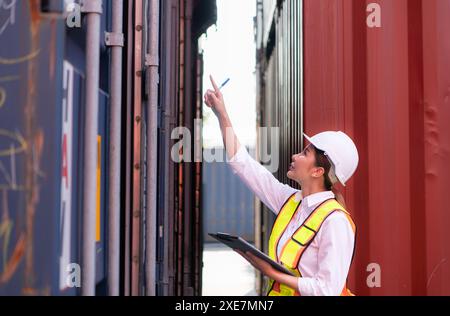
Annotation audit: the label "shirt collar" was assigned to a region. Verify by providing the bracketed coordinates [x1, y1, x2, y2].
[295, 190, 335, 208]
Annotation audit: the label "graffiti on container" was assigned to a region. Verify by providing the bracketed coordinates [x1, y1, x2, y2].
[0, 222, 26, 284]
[0, 32, 40, 189]
[0, 129, 27, 158]
[0, 0, 17, 36]
[0, 130, 27, 192]
[0, 128, 28, 284]
[0, 0, 47, 294]
[1, 127, 47, 290]
[0, 76, 20, 110]
[0, 2, 33, 280]
[0, 221, 26, 285]
[0, 78, 29, 191]
[0, 87, 5, 108]
[0, 76, 19, 83]
[0, 49, 40, 65]
[0, 50, 40, 123]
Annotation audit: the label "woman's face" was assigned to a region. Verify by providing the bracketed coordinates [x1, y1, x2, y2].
[287, 144, 319, 184]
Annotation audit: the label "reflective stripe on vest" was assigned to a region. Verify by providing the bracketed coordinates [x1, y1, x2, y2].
[266, 194, 356, 296]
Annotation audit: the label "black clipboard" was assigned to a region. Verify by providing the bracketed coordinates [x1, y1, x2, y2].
[208, 232, 295, 276]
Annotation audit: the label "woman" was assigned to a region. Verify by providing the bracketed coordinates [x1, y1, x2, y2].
[204, 76, 359, 296]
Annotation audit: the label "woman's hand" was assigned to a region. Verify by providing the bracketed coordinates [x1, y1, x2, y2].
[203, 75, 241, 159]
[204, 75, 226, 117]
[235, 250, 278, 279]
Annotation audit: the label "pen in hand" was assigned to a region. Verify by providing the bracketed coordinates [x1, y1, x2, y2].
[218, 78, 230, 90]
[204, 75, 229, 116]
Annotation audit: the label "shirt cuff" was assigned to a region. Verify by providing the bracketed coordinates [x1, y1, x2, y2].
[297, 277, 313, 296]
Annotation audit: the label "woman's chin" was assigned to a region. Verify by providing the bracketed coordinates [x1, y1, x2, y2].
[287, 170, 300, 183]
[287, 170, 293, 179]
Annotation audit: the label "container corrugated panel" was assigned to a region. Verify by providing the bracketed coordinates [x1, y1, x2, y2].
[202, 148, 255, 243]
[152, 0, 216, 296]
[55, 2, 112, 293]
[255, 0, 303, 264]
[0, 0, 112, 295]
[303, 0, 450, 295]
[1, 0, 216, 296]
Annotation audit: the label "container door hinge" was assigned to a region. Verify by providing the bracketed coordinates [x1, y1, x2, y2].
[105, 32, 125, 47]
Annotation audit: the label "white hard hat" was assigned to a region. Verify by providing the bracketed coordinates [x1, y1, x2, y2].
[304, 131, 359, 186]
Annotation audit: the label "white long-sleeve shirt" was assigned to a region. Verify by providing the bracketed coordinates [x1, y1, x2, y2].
[227, 146, 355, 296]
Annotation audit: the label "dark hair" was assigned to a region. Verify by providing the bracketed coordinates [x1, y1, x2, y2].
[312, 146, 333, 191]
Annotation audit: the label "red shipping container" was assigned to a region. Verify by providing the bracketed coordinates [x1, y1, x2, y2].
[303, 0, 450, 295]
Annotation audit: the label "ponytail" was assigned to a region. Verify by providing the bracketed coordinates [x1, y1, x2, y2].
[331, 186, 347, 209]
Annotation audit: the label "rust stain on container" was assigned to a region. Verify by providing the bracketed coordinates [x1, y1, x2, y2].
[0, 235, 26, 284]
[23, 0, 42, 291]
[131, 0, 144, 296]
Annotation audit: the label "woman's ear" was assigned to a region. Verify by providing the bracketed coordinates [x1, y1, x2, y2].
[312, 166, 325, 178]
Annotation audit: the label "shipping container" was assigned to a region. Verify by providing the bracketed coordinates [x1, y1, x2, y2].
[255, 0, 450, 295]
[0, 0, 216, 296]
[202, 147, 255, 243]
[254, 0, 303, 294]
[5, 0, 446, 297]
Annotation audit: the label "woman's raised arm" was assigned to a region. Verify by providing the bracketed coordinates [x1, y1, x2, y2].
[204, 75, 298, 213]
[204, 75, 241, 160]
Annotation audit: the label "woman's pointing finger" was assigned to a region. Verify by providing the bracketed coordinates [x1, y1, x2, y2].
[210, 75, 220, 93]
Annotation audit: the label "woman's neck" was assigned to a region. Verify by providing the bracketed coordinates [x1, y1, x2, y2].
[300, 181, 328, 198]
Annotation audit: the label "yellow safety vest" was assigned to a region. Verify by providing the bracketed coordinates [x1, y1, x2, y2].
[266, 193, 356, 296]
